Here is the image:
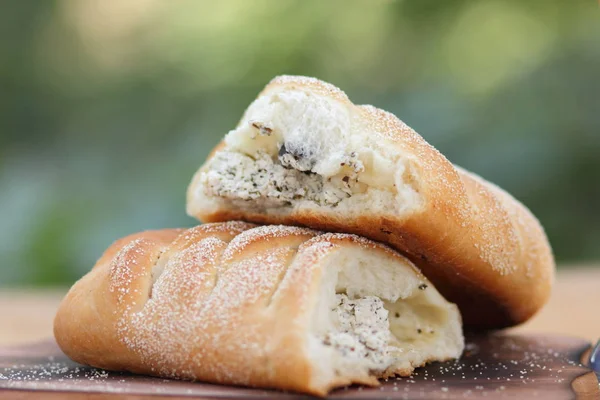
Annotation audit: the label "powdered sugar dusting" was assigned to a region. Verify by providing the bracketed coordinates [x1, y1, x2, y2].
[216, 247, 294, 310]
[357, 104, 470, 224]
[109, 238, 152, 304]
[457, 165, 554, 279]
[266, 75, 349, 103]
[357, 94, 550, 281]
[91, 223, 456, 390]
[468, 177, 519, 276]
[119, 235, 229, 376]
[2, 334, 588, 397]
[317, 232, 400, 256]
[358, 105, 431, 151]
[191, 220, 257, 236]
[223, 224, 319, 259]
[110, 224, 326, 385]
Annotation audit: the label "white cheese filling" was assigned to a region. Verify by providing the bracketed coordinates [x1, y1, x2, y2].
[203, 150, 365, 207]
[321, 294, 394, 371]
[192, 86, 424, 218]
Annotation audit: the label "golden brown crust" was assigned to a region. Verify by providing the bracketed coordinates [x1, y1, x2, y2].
[54, 222, 457, 396]
[189, 75, 555, 329]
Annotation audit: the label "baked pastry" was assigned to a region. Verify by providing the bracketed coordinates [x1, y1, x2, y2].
[187, 75, 555, 329]
[54, 222, 463, 396]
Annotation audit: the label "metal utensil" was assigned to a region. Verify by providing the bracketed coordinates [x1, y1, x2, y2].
[590, 339, 600, 382]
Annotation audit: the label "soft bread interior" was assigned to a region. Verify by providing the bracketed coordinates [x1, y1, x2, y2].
[188, 88, 422, 217]
[307, 246, 463, 388]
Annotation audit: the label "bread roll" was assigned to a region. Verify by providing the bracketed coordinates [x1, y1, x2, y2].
[54, 222, 463, 396]
[187, 75, 555, 329]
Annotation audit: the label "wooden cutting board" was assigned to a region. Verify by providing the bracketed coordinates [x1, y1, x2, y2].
[0, 334, 597, 399]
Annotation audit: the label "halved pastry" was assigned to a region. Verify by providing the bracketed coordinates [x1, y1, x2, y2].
[54, 222, 463, 396]
[187, 75, 555, 329]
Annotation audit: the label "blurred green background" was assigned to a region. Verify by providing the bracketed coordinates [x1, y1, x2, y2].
[1, 0, 599, 287]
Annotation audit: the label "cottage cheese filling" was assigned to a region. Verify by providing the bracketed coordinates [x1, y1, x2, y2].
[321, 294, 394, 371]
[203, 150, 364, 207]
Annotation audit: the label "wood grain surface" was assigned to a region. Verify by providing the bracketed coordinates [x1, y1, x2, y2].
[0, 334, 598, 399]
[1, 268, 598, 346]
